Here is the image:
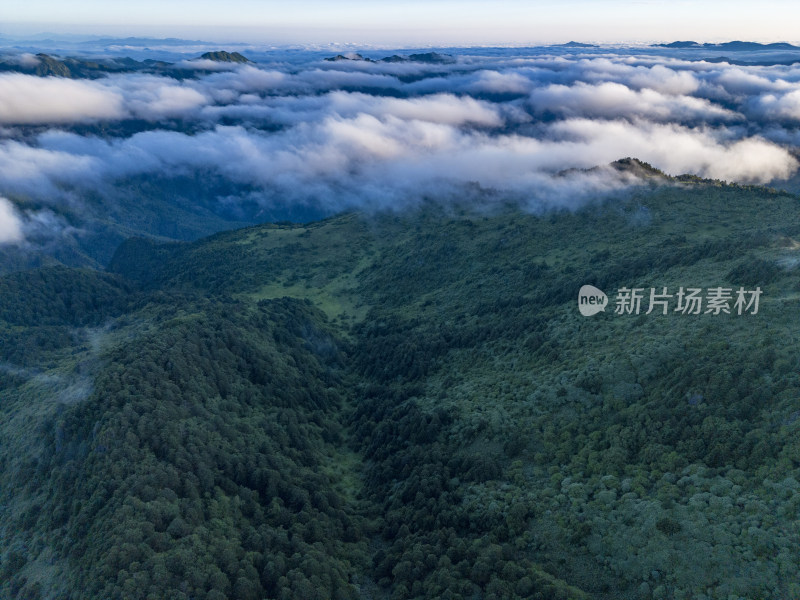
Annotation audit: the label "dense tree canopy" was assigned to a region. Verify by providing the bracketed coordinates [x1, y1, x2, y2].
[2, 182, 799, 599]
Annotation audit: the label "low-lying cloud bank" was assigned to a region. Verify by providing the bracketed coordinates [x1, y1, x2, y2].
[2, 47, 800, 243]
[0, 197, 24, 244]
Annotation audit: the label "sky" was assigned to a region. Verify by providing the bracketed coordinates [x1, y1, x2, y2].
[3, 0, 800, 46]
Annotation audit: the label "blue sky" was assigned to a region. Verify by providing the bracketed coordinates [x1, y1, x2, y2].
[3, 0, 800, 46]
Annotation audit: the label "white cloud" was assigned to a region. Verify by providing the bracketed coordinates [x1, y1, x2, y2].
[328, 92, 504, 126]
[1, 49, 800, 226]
[0, 139, 100, 196]
[115, 76, 210, 120]
[0, 74, 125, 124]
[468, 70, 535, 94]
[751, 90, 800, 122]
[627, 64, 700, 95]
[548, 118, 797, 183]
[713, 68, 792, 95]
[529, 81, 740, 122]
[8, 53, 41, 68]
[0, 197, 23, 244]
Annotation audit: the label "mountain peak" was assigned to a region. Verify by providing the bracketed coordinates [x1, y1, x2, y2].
[555, 41, 598, 48]
[199, 51, 250, 63]
[32, 53, 72, 77]
[609, 157, 668, 179]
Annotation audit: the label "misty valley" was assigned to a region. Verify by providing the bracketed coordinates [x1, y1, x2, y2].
[0, 40, 799, 600]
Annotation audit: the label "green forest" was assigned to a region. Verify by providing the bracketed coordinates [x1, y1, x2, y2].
[1, 177, 799, 599]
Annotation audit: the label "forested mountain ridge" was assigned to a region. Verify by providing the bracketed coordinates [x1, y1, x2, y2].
[0, 51, 253, 78]
[1, 179, 799, 599]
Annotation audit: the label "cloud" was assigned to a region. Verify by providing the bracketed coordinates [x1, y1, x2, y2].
[627, 64, 701, 95]
[468, 70, 535, 94]
[547, 119, 797, 182]
[0, 139, 101, 197]
[750, 90, 800, 122]
[1, 46, 800, 238]
[0, 72, 214, 124]
[713, 68, 791, 95]
[8, 108, 792, 219]
[174, 59, 245, 71]
[529, 81, 739, 123]
[202, 66, 290, 93]
[0, 74, 125, 124]
[294, 68, 403, 91]
[327, 92, 505, 126]
[110, 75, 210, 120]
[0, 197, 24, 244]
[6, 53, 41, 68]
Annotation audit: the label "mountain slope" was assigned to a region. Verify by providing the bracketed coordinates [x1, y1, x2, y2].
[2, 179, 800, 599]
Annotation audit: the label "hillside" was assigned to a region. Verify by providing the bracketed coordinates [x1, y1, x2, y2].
[199, 51, 251, 63]
[1, 180, 799, 599]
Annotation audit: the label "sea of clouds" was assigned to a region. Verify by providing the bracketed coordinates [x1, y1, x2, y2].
[2, 45, 800, 243]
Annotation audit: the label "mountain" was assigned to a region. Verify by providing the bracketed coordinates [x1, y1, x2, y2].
[0, 52, 166, 78]
[653, 41, 702, 48]
[654, 40, 800, 51]
[0, 51, 250, 79]
[609, 157, 667, 179]
[554, 41, 598, 48]
[324, 53, 371, 62]
[324, 52, 455, 64]
[405, 52, 455, 64]
[0, 172, 281, 276]
[199, 50, 251, 63]
[92, 36, 216, 47]
[710, 40, 800, 51]
[32, 53, 72, 76]
[2, 175, 800, 599]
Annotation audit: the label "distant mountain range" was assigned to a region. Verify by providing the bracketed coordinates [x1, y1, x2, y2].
[324, 51, 455, 64]
[0, 34, 214, 45]
[0, 49, 252, 78]
[5, 42, 800, 81]
[654, 40, 800, 51]
[0, 49, 459, 79]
